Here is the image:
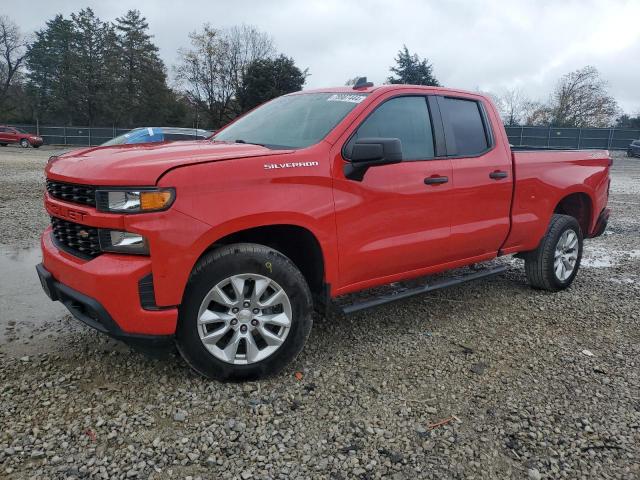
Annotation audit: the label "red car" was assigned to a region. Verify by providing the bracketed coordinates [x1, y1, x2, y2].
[37, 81, 611, 380]
[0, 125, 43, 148]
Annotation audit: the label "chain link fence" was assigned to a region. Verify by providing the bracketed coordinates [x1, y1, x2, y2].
[11, 124, 133, 146]
[505, 126, 640, 150]
[6, 124, 640, 150]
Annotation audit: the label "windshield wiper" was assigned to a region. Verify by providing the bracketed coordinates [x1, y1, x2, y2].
[234, 139, 265, 147]
[229, 139, 294, 149]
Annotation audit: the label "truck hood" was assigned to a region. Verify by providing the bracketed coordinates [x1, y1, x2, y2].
[46, 141, 294, 185]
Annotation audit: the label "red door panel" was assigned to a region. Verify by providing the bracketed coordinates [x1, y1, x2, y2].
[436, 95, 514, 260]
[332, 157, 453, 288]
[448, 150, 513, 259]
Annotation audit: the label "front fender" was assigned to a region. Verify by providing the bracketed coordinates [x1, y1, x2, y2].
[153, 149, 338, 305]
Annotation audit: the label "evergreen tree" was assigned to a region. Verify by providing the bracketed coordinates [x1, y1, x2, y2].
[237, 55, 307, 112]
[387, 45, 440, 86]
[26, 15, 76, 123]
[114, 10, 171, 126]
[615, 114, 640, 129]
[70, 8, 112, 125]
[26, 9, 183, 127]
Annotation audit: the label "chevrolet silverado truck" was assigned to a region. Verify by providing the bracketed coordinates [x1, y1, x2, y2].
[37, 80, 611, 380]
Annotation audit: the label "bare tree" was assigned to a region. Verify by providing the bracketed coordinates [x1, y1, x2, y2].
[175, 24, 274, 127]
[549, 66, 619, 127]
[0, 15, 29, 110]
[493, 88, 532, 126]
[523, 102, 553, 126]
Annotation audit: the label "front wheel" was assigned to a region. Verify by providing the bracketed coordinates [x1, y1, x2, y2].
[176, 243, 313, 381]
[524, 214, 583, 291]
[20, 139, 30, 148]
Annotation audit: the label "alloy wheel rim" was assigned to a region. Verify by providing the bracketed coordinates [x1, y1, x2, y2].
[554, 229, 579, 281]
[197, 273, 292, 365]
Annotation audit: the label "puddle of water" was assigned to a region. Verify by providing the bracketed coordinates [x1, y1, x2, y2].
[0, 245, 68, 352]
[581, 246, 640, 269]
[582, 257, 614, 268]
[608, 276, 638, 285]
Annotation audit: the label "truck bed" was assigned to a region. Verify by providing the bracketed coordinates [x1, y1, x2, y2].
[501, 148, 611, 255]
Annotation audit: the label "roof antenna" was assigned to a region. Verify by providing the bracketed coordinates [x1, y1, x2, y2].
[353, 77, 374, 90]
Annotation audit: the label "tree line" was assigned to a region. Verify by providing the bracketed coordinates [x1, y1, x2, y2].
[0, 11, 307, 129]
[490, 66, 638, 129]
[1, 11, 638, 130]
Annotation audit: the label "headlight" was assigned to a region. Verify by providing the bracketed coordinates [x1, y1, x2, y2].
[98, 230, 149, 255]
[96, 188, 175, 213]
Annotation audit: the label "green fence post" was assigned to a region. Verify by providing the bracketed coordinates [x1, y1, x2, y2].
[577, 128, 582, 149]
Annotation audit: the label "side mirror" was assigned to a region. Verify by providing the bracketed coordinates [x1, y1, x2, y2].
[344, 137, 403, 181]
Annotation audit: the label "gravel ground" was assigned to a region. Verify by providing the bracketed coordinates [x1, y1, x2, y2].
[0, 146, 638, 479]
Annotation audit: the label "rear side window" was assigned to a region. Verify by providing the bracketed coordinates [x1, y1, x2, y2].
[346, 96, 435, 160]
[440, 97, 490, 156]
[165, 133, 196, 141]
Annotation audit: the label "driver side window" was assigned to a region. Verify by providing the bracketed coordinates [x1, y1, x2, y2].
[346, 96, 435, 160]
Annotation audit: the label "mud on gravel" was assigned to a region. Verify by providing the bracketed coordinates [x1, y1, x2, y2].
[0, 146, 638, 479]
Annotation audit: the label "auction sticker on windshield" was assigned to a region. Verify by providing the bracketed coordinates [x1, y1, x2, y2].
[327, 94, 367, 103]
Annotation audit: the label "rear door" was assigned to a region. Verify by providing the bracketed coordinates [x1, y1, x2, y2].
[0, 127, 10, 143]
[437, 95, 513, 260]
[332, 94, 454, 289]
[7, 128, 21, 143]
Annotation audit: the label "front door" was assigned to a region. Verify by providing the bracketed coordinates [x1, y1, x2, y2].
[332, 94, 454, 290]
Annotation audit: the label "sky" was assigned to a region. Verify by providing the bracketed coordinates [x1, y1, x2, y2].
[8, 0, 640, 114]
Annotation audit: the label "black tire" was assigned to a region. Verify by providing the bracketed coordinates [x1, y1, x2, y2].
[524, 214, 583, 291]
[32, 145, 40, 149]
[176, 243, 313, 381]
[0, 143, 7, 147]
[20, 139, 30, 148]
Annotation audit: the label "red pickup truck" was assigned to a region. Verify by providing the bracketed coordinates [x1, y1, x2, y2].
[37, 82, 611, 380]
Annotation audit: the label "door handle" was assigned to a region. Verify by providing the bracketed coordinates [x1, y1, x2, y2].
[424, 175, 449, 185]
[489, 170, 508, 180]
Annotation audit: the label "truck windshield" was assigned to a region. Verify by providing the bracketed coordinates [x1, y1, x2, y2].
[213, 93, 368, 149]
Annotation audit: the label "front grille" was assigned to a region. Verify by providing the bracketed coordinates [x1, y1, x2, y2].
[46, 180, 96, 207]
[51, 217, 101, 259]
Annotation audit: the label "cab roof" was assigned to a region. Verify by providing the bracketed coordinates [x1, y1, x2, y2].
[292, 84, 485, 99]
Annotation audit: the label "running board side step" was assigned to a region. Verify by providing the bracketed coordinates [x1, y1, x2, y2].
[339, 265, 507, 314]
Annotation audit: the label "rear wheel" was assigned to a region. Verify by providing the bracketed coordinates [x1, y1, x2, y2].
[176, 243, 313, 381]
[0, 143, 6, 147]
[524, 214, 583, 291]
[20, 139, 30, 148]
